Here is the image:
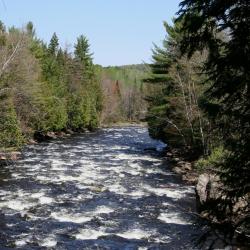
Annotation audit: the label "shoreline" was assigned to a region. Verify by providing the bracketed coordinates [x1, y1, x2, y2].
[165, 148, 249, 247]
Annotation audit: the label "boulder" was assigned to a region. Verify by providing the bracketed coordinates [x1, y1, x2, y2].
[196, 173, 224, 208]
[182, 172, 198, 184]
[46, 132, 57, 139]
[173, 166, 186, 175]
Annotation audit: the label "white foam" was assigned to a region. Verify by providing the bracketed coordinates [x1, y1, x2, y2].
[0, 200, 34, 211]
[39, 196, 54, 204]
[30, 192, 45, 199]
[129, 190, 149, 198]
[51, 212, 92, 224]
[158, 212, 191, 225]
[108, 184, 127, 195]
[92, 206, 114, 214]
[11, 173, 23, 179]
[116, 153, 162, 163]
[51, 205, 114, 224]
[143, 185, 193, 199]
[14, 234, 30, 247]
[39, 237, 57, 247]
[15, 239, 27, 247]
[36, 175, 53, 182]
[75, 228, 108, 240]
[117, 229, 151, 239]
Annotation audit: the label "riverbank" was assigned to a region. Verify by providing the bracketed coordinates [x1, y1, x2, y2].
[0, 128, 93, 166]
[165, 149, 199, 185]
[165, 147, 250, 248]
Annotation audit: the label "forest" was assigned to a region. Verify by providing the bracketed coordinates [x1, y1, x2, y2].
[0, 21, 103, 149]
[145, 0, 249, 241]
[0, 20, 149, 149]
[0, 0, 249, 248]
[100, 64, 148, 124]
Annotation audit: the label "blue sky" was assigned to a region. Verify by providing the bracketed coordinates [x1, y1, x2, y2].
[0, 0, 181, 66]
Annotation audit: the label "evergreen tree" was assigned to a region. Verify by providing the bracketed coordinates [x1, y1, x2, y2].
[178, 0, 250, 197]
[48, 32, 59, 56]
[26, 21, 35, 37]
[145, 21, 207, 154]
[0, 21, 6, 46]
[74, 35, 93, 69]
[0, 21, 103, 149]
[0, 95, 23, 149]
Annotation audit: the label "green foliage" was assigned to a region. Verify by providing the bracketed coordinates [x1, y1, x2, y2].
[103, 64, 147, 88]
[31, 94, 68, 132]
[0, 21, 103, 149]
[178, 0, 250, 197]
[26, 21, 35, 37]
[74, 35, 93, 70]
[195, 146, 229, 172]
[0, 95, 24, 149]
[100, 64, 148, 123]
[145, 20, 207, 154]
[47, 32, 59, 56]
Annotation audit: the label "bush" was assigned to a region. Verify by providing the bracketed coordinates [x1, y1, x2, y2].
[0, 96, 24, 149]
[195, 146, 229, 172]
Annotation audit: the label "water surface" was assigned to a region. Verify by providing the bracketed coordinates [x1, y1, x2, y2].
[0, 126, 202, 249]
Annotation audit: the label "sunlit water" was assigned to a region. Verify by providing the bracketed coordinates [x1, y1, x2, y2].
[0, 126, 204, 249]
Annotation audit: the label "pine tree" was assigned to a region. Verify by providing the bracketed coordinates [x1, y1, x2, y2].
[74, 35, 93, 68]
[26, 21, 35, 37]
[48, 32, 59, 56]
[0, 21, 6, 46]
[145, 21, 207, 154]
[178, 0, 250, 198]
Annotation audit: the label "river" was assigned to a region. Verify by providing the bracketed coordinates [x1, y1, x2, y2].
[0, 126, 206, 249]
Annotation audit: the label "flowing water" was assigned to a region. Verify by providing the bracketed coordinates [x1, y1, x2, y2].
[0, 126, 205, 249]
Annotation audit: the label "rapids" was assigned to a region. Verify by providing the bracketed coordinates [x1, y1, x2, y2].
[0, 126, 204, 249]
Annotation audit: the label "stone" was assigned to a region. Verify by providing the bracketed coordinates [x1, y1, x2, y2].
[196, 173, 210, 205]
[28, 139, 38, 144]
[10, 151, 22, 161]
[47, 132, 57, 139]
[182, 172, 198, 184]
[173, 166, 185, 175]
[0, 151, 21, 161]
[166, 152, 173, 157]
[196, 173, 225, 214]
[183, 162, 192, 171]
[233, 195, 249, 214]
[0, 151, 22, 165]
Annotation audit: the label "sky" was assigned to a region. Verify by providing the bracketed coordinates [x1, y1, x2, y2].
[0, 0, 181, 66]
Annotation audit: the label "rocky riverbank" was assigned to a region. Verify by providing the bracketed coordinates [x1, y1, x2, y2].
[0, 151, 22, 166]
[165, 148, 250, 247]
[165, 149, 199, 185]
[0, 130, 76, 166]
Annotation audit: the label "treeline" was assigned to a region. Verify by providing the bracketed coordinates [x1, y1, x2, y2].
[146, 0, 249, 230]
[0, 21, 102, 149]
[100, 65, 148, 124]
